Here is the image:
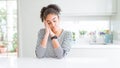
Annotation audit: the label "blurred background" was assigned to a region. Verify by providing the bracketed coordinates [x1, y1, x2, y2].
[0, 0, 120, 58]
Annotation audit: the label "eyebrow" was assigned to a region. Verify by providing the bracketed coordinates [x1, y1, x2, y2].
[52, 17, 56, 20]
[46, 17, 56, 22]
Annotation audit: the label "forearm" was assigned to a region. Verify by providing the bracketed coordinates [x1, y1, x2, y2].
[40, 33, 49, 48]
[54, 46, 64, 59]
[52, 39, 60, 48]
[36, 29, 49, 58]
[35, 45, 46, 58]
[52, 39, 64, 59]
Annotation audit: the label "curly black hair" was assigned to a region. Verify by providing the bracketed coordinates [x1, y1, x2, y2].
[40, 4, 61, 22]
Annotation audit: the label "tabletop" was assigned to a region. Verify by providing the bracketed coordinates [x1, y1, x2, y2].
[0, 57, 120, 68]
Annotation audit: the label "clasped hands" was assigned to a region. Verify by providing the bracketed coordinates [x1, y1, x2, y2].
[44, 21, 55, 37]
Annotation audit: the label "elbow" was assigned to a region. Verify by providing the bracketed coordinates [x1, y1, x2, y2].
[35, 50, 44, 58]
[56, 53, 65, 59]
[55, 50, 66, 59]
[36, 55, 43, 58]
[56, 56, 64, 59]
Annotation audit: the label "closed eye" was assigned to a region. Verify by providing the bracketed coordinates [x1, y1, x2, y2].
[53, 20, 56, 22]
[48, 22, 51, 24]
[47, 21, 51, 24]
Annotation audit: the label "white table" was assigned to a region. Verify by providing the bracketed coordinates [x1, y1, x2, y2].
[0, 57, 120, 68]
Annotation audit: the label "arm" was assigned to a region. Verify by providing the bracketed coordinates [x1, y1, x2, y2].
[35, 29, 48, 58]
[51, 31, 73, 59]
[35, 21, 50, 58]
[52, 39, 63, 59]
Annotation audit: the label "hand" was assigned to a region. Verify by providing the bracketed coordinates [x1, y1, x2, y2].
[44, 21, 49, 36]
[44, 21, 55, 37]
[49, 27, 55, 37]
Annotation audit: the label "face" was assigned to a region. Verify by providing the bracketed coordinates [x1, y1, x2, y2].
[45, 14, 60, 33]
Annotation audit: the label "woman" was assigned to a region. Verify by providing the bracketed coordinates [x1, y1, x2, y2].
[35, 4, 73, 59]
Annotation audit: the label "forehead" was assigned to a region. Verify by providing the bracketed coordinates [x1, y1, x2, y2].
[46, 14, 58, 21]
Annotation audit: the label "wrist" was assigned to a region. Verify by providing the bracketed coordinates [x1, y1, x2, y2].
[50, 33, 55, 37]
[51, 35, 57, 40]
[45, 32, 49, 36]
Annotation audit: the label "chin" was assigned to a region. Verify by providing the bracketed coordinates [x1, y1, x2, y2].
[52, 27, 60, 33]
[52, 29, 57, 33]
[53, 30, 57, 33]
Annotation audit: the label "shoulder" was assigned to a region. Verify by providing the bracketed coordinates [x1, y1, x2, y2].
[38, 28, 45, 33]
[38, 28, 45, 35]
[62, 30, 73, 44]
[63, 30, 73, 39]
[63, 30, 72, 36]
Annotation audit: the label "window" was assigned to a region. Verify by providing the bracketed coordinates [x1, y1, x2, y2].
[60, 17, 111, 45]
[0, 0, 18, 57]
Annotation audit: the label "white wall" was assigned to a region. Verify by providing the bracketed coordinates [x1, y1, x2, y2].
[111, 0, 120, 41]
[18, 0, 44, 57]
[18, 0, 120, 58]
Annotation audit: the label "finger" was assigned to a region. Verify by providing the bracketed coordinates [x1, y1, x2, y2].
[44, 21, 49, 27]
[43, 20, 46, 24]
[43, 21, 48, 28]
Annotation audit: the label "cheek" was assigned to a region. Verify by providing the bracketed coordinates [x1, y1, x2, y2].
[56, 22, 60, 26]
[49, 24, 53, 29]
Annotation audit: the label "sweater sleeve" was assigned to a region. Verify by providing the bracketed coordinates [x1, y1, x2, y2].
[35, 29, 46, 58]
[54, 31, 73, 59]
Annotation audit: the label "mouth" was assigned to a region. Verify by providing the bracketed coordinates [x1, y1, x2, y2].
[51, 27, 57, 32]
[52, 27, 55, 30]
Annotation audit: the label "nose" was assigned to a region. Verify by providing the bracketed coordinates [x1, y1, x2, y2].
[51, 22, 55, 27]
